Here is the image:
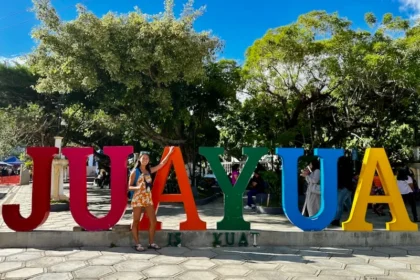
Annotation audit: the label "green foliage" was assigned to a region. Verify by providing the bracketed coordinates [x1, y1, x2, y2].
[0, 1, 241, 172]
[0, 64, 39, 108]
[382, 13, 393, 25]
[260, 170, 281, 206]
[25, 0, 241, 172]
[0, 102, 58, 158]
[229, 10, 420, 166]
[30, 0, 220, 94]
[0, 110, 18, 158]
[377, 122, 414, 163]
[365, 12, 377, 27]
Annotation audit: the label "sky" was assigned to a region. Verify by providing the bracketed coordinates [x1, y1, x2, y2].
[0, 0, 420, 63]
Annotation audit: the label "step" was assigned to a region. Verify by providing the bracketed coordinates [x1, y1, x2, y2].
[1, 229, 420, 248]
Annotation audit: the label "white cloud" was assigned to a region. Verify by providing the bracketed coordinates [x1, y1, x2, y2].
[399, 0, 420, 19]
[0, 56, 27, 66]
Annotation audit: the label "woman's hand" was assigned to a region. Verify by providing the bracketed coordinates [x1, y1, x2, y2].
[168, 146, 175, 154]
[150, 146, 175, 174]
[300, 169, 309, 177]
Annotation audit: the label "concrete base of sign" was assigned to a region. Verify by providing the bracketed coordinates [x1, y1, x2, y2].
[50, 202, 70, 212]
[2, 229, 420, 248]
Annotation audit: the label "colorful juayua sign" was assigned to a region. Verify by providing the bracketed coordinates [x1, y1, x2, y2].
[2, 146, 418, 232]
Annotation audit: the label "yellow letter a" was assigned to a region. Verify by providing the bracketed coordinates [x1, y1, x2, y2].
[342, 148, 418, 231]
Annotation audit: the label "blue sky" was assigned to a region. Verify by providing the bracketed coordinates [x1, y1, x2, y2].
[0, 0, 419, 62]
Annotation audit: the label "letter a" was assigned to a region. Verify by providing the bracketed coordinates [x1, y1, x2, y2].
[63, 146, 133, 231]
[2, 147, 58, 231]
[277, 148, 343, 231]
[342, 148, 417, 231]
[139, 147, 206, 230]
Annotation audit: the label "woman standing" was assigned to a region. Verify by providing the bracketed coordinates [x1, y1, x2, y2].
[301, 159, 321, 216]
[397, 168, 418, 222]
[129, 147, 175, 252]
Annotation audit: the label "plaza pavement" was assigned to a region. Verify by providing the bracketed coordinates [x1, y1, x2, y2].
[1, 184, 420, 279]
[1, 245, 420, 279]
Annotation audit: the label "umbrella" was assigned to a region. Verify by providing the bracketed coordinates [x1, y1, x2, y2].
[0, 162, 12, 166]
[4, 156, 23, 165]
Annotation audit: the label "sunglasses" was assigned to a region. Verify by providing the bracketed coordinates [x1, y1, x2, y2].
[139, 151, 150, 156]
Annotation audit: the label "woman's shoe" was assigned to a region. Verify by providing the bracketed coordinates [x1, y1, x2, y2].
[134, 244, 146, 252]
[148, 243, 161, 250]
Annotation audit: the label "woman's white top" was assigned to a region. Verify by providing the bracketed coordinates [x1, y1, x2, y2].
[397, 176, 413, 195]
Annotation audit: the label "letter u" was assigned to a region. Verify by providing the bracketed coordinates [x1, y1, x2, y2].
[276, 148, 343, 231]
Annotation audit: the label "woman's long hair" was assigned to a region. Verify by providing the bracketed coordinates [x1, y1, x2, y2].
[310, 159, 320, 171]
[397, 168, 409, 181]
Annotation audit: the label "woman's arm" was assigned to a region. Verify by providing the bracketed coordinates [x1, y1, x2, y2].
[408, 176, 415, 191]
[150, 146, 175, 174]
[306, 169, 320, 185]
[409, 183, 415, 191]
[128, 171, 141, 190]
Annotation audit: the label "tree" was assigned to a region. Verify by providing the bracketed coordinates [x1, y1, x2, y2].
[0, 64, 61, 153]
[239, 10, 420, 163]
[0, 64, 39, 108]
[29, 0, 221, 147]
[243, 11, 351, 146]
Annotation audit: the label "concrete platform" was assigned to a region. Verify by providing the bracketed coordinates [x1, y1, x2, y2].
[2, 230, 420, 248]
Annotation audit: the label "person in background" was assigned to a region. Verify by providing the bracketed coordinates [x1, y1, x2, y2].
[230, 164, 240, 186]
[405, 166, 419, 199]
[331, 156, 353, 226]
[244, 170, 265, 210]
[396, 168, 418, 222]
[301, 159, 321, 216]
[96, 169, 109, 189]
[371, 172, 386, 216]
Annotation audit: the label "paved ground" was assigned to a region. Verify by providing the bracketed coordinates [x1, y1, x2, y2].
[1, 183, 417, 232]
[1, 246, 420, 279]
[2, 185, 420, 278]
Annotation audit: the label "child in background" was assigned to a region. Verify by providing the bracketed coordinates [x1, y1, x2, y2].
[371, 172, 386, 216]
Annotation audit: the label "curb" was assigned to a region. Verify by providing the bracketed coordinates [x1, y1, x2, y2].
[2, 230, 420, 248]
